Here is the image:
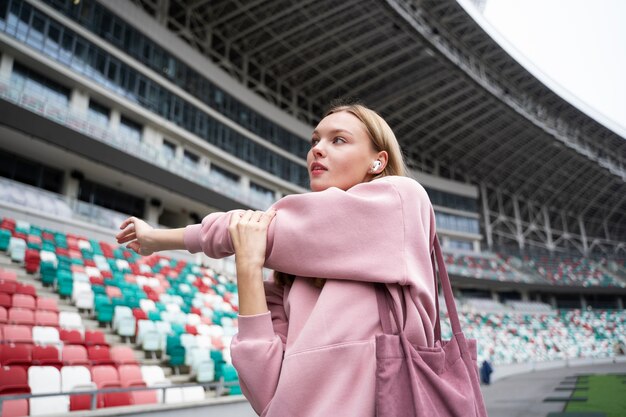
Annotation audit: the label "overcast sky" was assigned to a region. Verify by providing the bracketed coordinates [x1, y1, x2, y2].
[478, 0, 626, 136]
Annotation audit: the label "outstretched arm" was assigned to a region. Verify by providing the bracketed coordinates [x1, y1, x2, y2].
[115, 217, 186, 255]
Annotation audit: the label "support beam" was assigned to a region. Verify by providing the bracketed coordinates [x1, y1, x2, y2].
[480, 182, 493, 251]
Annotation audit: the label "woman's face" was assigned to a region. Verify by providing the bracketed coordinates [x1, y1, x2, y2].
[307, 111, 382, 192]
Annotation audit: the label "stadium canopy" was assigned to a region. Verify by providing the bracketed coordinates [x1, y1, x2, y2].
[132, 0, 626, 249]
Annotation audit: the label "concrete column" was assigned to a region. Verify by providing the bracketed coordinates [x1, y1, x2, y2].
[0, 54, 14, 80]
[144, 198, 162, 225]
[473, 240, 481, 253]
[549, 295, 557, 309]
[240, 176, 250, 194]
[492, 292, 499, 302]
[580, 295, 587, 309]
[110, 109, 121, 131]
[520, 290, 530, 302]
[61, 170, 80, 200]
[69, 89, 89, 114]
[617, 297, 624, 310]
[142, 126, 161, 148]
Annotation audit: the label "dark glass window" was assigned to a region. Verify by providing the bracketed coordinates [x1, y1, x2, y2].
[0, 148, 63, 192]
[78, 178, 145, 217]
[211, 164, 239, 182]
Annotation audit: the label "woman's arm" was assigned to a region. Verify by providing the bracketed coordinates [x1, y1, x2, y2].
[184, 176, 434, 286]
[228, 209, 275, 315]
[115, 217, 186, 255]
[227, 208, 285, 414]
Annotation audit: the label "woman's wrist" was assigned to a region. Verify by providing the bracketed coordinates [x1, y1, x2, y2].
[147, 228, 186, 252]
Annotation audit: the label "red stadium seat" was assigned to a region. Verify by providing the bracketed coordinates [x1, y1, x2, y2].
[118, 365, 157, 405]
[59, 329, 84, 345]
[185, 325, 198, 335]
[84, 330, 108, 347]
[132, 308, 147, 321]
[31, 345, 62, 369]
[0, 293, 11, 309]
[0, 280, 17, 296]
[7, 309, 34, 327]
[0, 344, 32, 367]
[14, 284, 35, 297]
[2, 326, 32, 344]
[36, 298, 58, 313]
[90, 365, 130, 408]
[34, 311, 59, 328]
[11, 295, 35, 311]
[61, 345, 90, 367]
[110, 346, 138, 366]
[0, 366, 30, 417]
[0, 306, 6, 325]
[87, 346, 114, 366]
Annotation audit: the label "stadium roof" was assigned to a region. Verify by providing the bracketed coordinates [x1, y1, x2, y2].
[131, 0, 626, 242]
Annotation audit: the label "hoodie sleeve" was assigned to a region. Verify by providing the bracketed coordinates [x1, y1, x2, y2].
[230, 281, 287, 415]
[183, 176, 434, 286]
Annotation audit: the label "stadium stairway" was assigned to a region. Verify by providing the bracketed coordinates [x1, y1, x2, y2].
[0, 251, 199, 392]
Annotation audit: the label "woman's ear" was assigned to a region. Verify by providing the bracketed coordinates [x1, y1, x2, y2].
[376, 150, 389, 172]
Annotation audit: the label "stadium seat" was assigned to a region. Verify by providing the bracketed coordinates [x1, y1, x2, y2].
[1, 344, 32, 367]
[61, 345, 90, 367]
[2, 326, 32, 344]
[90, 365, 130, 408]
[118, 365, 157, 405]
[0, 306, 6, 325]
[181, 386, 205, 401]
[0, 366, 30, 417]
[31, 345, 62, 369]
[28, 366, 67, 415]
[87, 346, 114, 367]
[14, 284, 35, 297]
[8, 238, 26, 263]
[7, 308, 34, 326]
[36, 298, 58, 312]
[59, 311, 83, 331]
[0, 293, 11, 309]
[11, 295, 35, 311]
[0, 280, 17, 296]
[59, 329, 84, 346]
[0, 270, 17, 282]
[110, 346, 138, 366]
[222, 364, 241, 395]
[61, 366, 96, 411]
[84, 330, 108, 347]
[34, 311, 59, 327]
[32, 327, 60, 346]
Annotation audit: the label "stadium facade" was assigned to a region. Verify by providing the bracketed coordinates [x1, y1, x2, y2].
[0, 0, 625, 311]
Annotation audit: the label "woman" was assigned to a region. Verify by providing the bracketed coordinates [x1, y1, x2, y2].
[116, 104, 438, 416]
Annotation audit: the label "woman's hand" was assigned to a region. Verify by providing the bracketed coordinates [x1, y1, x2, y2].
[229, 209, 277, 271]
[229, 209, 276, 316]
[116, 216, 157, 256]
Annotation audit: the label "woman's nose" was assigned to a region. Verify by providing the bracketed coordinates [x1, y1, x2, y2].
[312, 141, 326, 157]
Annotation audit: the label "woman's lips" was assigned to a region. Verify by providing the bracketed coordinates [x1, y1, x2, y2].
[310, 162, 328, 176]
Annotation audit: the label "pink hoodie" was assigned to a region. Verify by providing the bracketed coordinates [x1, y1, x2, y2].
[183, 176, 437, 416]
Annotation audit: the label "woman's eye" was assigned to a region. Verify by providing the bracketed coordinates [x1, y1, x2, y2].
[333, 137, 346, 144]
[310, 138, 319, 146]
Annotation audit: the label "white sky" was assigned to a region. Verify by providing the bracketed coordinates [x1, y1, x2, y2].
[480, 0, 626, 136]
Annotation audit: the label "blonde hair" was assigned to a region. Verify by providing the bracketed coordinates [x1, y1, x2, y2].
[324, 103, 409, 178]
[275, 103, 408, 289]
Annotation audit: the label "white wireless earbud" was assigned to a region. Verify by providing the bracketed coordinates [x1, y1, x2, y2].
[371, 161, 382, 172]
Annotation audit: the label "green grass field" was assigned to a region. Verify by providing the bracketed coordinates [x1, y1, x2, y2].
[565, 375, 626, 417]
